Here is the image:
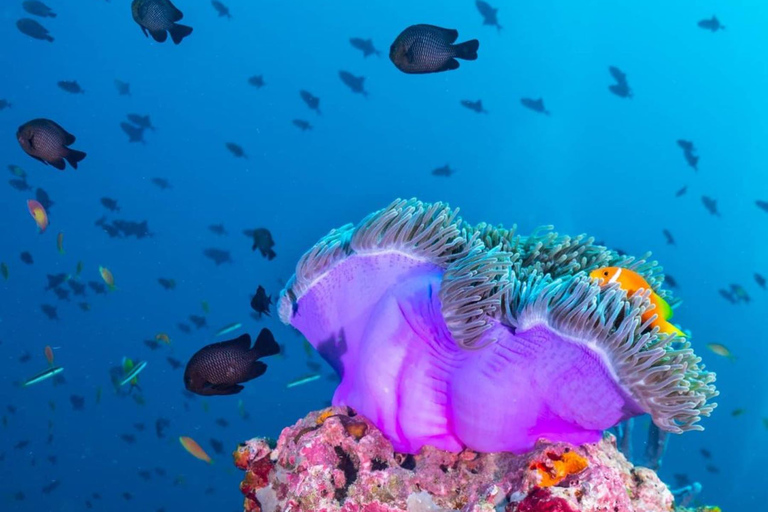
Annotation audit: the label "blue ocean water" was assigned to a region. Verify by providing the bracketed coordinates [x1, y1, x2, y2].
[0, 0, 765, 510]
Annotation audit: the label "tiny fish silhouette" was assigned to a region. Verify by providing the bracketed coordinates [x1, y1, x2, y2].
[299, 90, 321, 115]
[23, 1, 57, 18]
[755, 200, 768, 213]
[698, 16, 725, 32]
[754, 273, 766, 290]
[184, 329, 280, 396]
[702, 196, 720, 217]
[460, 99, 487, 113]
[88, 281, 107, 294]
[120, 122, 146, 144]
[131, 0, 193, 45]
[203, 248, 232, 265]
[339, 71, 368, 96]
[158, 278, 176, 290]
[209, 438, 224, 454]
[675, 186, 687, 198]
[608, 66, 632, 98]
[248, 75, 265, 88]
[476, 1, 502, 31]
[225, 142, 247, 158]
[57, 81, 84, 94]
[68, 280, 86, 296]
[665, 274, 678, 288]
[42, 304, 59, 320]
[115, 80, 131, 96]
[151, 177, 171, 189]
[250, 285, 272, 317]
[520, 97, 550, 115]
[676, 139, 698, 171]
[350, 38, 381, 58]
[390, 25, 479, 74]
[8, 178, 31, 191]
[292, 119, 312, 131]
[662, 229, 675, 245]
[17, 18, 54, 42]
[244, 228, 276, 259]
[100, 197, 120, 212]
[127, 114, 155, 131]
[36, 188, 55, 211]
[211, 1, 231, 19]
[189, 315, 207, 329]
[208, 223, 227, 235]
[17, 119, 86, 170]
[432, 164, 455, 177]
[0, 99, 12, 110]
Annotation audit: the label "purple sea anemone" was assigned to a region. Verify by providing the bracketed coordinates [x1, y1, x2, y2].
[278, 199, 717, 454]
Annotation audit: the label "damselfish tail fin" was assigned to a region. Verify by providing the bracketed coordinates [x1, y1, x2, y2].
[455, 39, 479, 61]
[65, 149, 87, 169]
[170, 24, 193, 45]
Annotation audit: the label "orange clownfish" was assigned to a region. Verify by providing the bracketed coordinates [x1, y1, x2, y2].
[27, 199, 49, 233]
[589, 267, 685, 337]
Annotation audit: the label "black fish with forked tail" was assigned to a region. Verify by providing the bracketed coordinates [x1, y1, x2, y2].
[390, 25, 479, 74]
[17, 119, 86, 170]
[184, 329, 280, 396]
[131, 0, 193, 45]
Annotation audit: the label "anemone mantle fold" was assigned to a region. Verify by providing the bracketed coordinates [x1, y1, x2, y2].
[279, 199, 717, 454]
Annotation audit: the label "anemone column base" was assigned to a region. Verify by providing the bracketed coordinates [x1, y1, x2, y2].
[234, 407, 712, 512]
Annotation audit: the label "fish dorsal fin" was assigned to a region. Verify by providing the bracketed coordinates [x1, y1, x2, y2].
[253, 328, 280, 358]
[215, 333, 251, 352]
[433, 25, 459, 43]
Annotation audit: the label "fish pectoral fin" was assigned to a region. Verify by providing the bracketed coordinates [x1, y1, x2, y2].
[442, 58, 460, 71]
[149, 29, 168, 43]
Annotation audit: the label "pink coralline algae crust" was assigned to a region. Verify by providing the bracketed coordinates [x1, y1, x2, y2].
[232, 407, 713, 512]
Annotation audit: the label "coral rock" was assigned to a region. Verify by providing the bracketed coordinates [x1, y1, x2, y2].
[235, 407, 687, 512]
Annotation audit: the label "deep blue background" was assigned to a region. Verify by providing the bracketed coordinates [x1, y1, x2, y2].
[0, 0, 766, 510]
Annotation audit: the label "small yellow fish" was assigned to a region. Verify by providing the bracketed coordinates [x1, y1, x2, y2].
[706, 343, 735, 361]
[155, 333, 171, 344]
[179, 436, 213, 464]
[75, 261, 84, 277]
[201, 301, 210, 314]
[99, 266, 116, 290]
[57, 232, 64, 254]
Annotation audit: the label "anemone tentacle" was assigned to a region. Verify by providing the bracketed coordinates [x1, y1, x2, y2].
[439, 245, 513, 350]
